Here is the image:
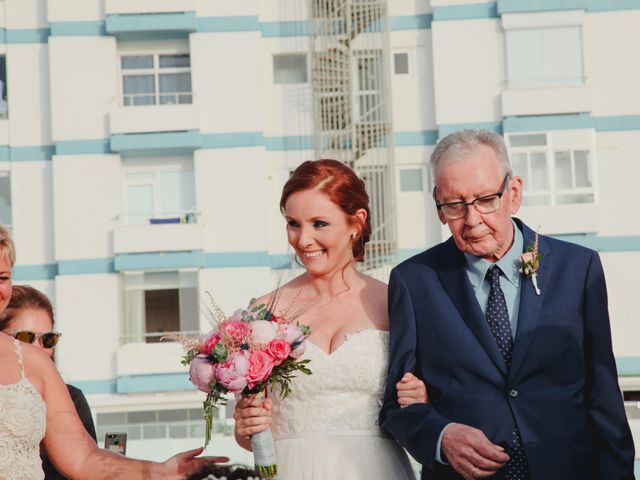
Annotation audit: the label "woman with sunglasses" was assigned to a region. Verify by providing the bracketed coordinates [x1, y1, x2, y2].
[0, 284, 98, 480]
[0, 225, 228, 479]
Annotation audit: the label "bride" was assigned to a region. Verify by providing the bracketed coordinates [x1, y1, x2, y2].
[233, 160, 425, 479]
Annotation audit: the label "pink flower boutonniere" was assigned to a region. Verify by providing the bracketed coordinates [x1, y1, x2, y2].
[520, 229, 543, 295]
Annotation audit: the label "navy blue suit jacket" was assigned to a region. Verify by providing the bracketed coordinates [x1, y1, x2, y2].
[380, 219, 635, 479]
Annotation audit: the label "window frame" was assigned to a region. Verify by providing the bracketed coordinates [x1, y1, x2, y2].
[506, 130, 597, 207]
[272, 52, 309, 85]
[119, 50, 192, 107]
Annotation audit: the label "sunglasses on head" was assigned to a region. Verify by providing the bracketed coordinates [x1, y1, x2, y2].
[9, 330, 62, 349]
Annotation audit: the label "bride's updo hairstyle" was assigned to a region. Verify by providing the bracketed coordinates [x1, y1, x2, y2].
[280, 159, 372, 262]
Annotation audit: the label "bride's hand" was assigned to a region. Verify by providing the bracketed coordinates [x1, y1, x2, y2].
[233, 396, 273, 437]
[396, 372, 429, 408]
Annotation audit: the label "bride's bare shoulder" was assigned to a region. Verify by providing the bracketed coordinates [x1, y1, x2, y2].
[251, 275, 307, 313]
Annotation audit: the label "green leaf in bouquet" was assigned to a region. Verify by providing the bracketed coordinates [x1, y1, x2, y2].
[211, 343, 228, 362]
[181, 348, 199, 366]
[250, 303, 266, 313]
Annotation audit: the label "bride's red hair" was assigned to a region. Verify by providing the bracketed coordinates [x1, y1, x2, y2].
[280, 159, 371, 262]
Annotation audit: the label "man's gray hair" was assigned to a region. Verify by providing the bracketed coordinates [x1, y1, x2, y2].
[430, 129, 512, 179]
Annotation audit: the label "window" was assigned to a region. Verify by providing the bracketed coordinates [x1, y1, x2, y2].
[96, 407, 227, 442]
[357, 165, 391, 244]
[399, 168, 423, 192]
[0, 56, 7, 118]
[122, 156, 196, 225]
[356, 51, 384, 124]
[393, 52, 409, 75]
[122, 270, 199, 344]
[503, 10, 584, 89]
[273, 54, 308, 84]
[0, 172, 11, 228]
[507, 130, 596, 206]
[120, 53, 192, 106]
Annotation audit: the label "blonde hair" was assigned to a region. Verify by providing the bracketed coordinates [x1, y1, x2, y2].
[0, 224, 15, 267]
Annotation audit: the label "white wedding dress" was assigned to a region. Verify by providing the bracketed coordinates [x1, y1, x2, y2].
[270, 328, 415, 480]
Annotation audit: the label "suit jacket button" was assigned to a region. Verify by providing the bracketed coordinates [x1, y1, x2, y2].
[509, 389, 518, 398]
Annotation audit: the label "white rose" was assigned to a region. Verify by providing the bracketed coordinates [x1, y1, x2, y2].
[250, 320, 278, 344]
[278, 324, 305, 344]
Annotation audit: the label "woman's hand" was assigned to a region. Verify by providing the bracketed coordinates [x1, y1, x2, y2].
[396, 372, 428, 408]
[160, 447, 229, 480]
[233, 396, 273, 449]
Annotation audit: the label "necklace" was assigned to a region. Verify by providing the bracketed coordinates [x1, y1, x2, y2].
[278, 283, 308, 321]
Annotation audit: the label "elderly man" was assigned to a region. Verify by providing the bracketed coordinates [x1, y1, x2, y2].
[380, 130, 635, 479]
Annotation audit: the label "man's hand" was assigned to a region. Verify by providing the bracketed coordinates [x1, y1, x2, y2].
[441, 423, 509, 479]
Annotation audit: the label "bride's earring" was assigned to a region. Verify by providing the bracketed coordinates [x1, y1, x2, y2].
[351, 232, 358, 241]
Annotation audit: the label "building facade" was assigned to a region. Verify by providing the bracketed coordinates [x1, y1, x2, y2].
[1, 0, 638, 470]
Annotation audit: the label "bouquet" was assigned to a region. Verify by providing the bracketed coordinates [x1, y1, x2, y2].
[181, 296, 311, 479]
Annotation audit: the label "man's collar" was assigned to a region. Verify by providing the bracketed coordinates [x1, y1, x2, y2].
[464, 220, 523, 288]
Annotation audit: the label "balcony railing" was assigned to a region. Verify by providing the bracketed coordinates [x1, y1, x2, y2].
[122, 92, 193, 107]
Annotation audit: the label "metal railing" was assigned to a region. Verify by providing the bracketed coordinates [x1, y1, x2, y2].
[121, 91, 193, 107]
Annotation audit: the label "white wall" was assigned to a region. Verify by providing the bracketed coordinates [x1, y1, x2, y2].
[431, 18, 505, 125]
[48, 36, 118, 141]
[190, 32, 264, 134]
[195, 148, 269, 253]
[52, 154, 120, 261]
[601, 252, 640, 358]
[55, 273, 121, 383]
[10, 162, 55, 265]
[585, 10, 640, 116]
[47, 0, 103, 22]
[389, 30, 437, 132]
[6, 44, 52, 147]
[5, 0, 47, 29]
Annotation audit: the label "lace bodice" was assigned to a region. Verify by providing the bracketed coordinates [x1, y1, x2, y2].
[271, 329, 389, 439]
[0, 339, 47, 480]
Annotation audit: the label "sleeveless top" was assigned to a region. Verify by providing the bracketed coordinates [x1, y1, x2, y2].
[271, 328, 391, 439]
[0, 339, 47, 480]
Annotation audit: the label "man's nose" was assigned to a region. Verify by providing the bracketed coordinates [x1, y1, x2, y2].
[463, 204, 482, 226]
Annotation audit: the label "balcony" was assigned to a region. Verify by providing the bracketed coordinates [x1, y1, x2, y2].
[114, 221, 204, 255]
[502, 85, 593, 117]
[105, 1, 197, 37]
[110, 102, 199, 135]
[105, 0, 196, 16]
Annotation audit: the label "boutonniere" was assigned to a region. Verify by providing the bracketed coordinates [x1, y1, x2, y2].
[520, 229, 543, 295]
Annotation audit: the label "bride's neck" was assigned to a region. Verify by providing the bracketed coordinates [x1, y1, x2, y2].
[305, 262, 363, 299]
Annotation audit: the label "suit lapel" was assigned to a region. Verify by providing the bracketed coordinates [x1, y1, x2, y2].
[509, 220, 552, 379]
[437, 240, 508, 376]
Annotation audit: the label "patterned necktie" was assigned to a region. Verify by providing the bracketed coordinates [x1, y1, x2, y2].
[486, 266, 529, 480]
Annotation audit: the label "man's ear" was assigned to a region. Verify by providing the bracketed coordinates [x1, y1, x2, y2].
[508, 176, 523, 214]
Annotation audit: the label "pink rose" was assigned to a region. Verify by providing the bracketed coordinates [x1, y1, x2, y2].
[521, 252, 535, 263]
[200, 333, 221, 356]
[189, 355, 217, 393]
[266, 338, 292, 366]
[215, 351, 250, 393]
[251, 320, 278, 344]
[277, 324, 305, 344]
[223, 320, 251, 343]
[246, 351, 275, 389]
[290, 340, 307, 359]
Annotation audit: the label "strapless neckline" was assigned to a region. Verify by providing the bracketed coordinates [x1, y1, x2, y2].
[305, 328, 389, 356]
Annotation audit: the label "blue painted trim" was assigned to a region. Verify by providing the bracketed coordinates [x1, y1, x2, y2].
[10, 146, 55, 162]
[635, 461, 640, 480]
[111, 130, 201, 155]
[201, 132, 263, 149]
[106, 13, 197, 34]
[394, 130, 438, 147]
[398, 248, 425, 261]
[260, 21, 308, 37]
[114, 250, 204, 271]
[439, 121, 503, 137]
[433, 3, 498, 21]
[497, 0, 640, 14]
[389, 14, 433, 30]
[264, 135, 313, 151]
[503, 113, 592, 133]
[13, 263, 58, 281]
[56, 139, 111, 156]
[58, 258, 115, 276]
[0, 146, 9, 161]
[72, 378, 118, 395]
[50, 21, 107, 37]
[616, 357, 640, 376]
[5, 28, 50, 44]
[552, 234, 640, 253]
[117, 372, 192, 393]
[197, 16, 260, 33]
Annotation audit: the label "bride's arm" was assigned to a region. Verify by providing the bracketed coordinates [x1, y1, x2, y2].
[233, 396, 273, 451]
[26, 346, 226, 479]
